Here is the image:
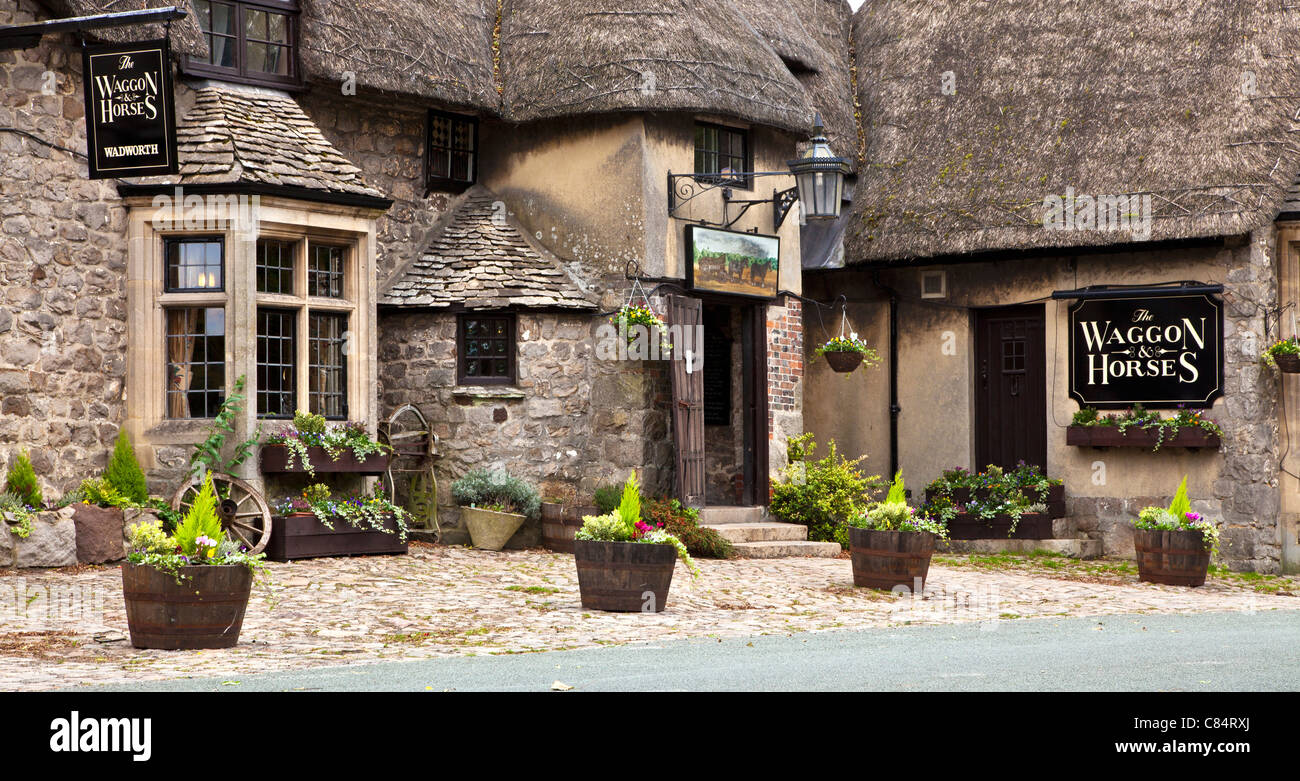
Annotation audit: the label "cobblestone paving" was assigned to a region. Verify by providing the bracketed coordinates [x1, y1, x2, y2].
[1, 543, 1296, 691]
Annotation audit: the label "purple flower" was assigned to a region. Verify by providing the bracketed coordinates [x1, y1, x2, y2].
[1185, 512, 1202, 521]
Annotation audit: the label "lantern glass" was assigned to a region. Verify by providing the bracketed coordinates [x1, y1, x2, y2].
[787, 115, 848, 221]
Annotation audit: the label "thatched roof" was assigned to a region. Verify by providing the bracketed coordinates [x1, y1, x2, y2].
[788, 0, 856, 169]
[381, 186, 597, 310]
[35, 0, 207, 58]
[847, 0, 1300, 264]
[298, 0, 500, 113]
[499, 0, 815, 133]
[727, 0, 828, 74]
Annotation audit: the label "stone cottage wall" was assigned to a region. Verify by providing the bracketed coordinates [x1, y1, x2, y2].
[0, 0, 129, 496]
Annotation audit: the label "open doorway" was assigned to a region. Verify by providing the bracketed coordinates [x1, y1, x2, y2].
[697, 301, 769, 506]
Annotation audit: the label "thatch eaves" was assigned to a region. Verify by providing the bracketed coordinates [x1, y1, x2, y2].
[727, 0, 828, 75]
[298, 0, 500, 113]
[787, 0, 856, 170]
[34, 0, 207, 59]
[499, 0, 815, 134]
[847, 0, 1300, 264]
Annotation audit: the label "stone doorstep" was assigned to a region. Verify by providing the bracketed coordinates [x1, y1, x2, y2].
[729, 540, 843, 559]
[938, 538, 1104, 560]
[696, 506, 768, 525]
[703, 521, 809, 544]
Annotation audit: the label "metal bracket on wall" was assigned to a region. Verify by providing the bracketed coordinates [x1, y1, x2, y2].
[667, 171, 797, 231]
[0, 5, 188, 50]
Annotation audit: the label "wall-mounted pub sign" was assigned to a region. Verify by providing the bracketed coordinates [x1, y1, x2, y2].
[685, 225, 780, 299]
[1068, 294, 1223, 408]
[81, 39, 177, 179]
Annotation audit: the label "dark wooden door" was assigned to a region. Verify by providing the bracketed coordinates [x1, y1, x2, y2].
[668, 295, 706, 507]
[741, 303, 769, 505]
[975, 304, 1047, 472]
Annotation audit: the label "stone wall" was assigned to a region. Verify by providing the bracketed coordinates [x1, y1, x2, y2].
[1, 0, 129, 496]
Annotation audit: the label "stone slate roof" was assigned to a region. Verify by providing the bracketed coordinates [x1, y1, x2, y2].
[171, 85, 384, 199]
[380, 187, 597, 310]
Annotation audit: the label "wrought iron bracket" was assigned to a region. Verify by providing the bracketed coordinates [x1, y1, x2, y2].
[0, 5, 187, 50]
[667, 171, 795, 231]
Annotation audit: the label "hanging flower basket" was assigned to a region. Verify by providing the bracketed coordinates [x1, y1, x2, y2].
[1263, 338, 1300, 373]
[824, 351, 864, 373]
[814, 335, 881, 375]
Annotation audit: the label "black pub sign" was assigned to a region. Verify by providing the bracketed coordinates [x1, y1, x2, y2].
[81, 39, 177, 179]
[1068, 294, 1223, 409]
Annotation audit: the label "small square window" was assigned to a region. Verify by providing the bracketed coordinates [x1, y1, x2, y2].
[427, 110, 477, 192]
[694, 122, 750, 189]
[165, 237, 224, 292]
[457, 313, 515, 385]
[256, 239, 295, 295]
[307, 243, 345, 298]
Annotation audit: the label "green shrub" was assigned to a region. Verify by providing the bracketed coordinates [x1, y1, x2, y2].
[4, 449, 42, 508]
[105, 429, 149, 504]
[593, 484, 621, 514]
[451, 468, 541, 519]
[769, 433, 882, 549]
[642, 497, 734, 558]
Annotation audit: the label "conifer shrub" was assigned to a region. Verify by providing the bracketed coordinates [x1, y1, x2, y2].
[105, 429, 149, 504]
[4, 449, 42, 509]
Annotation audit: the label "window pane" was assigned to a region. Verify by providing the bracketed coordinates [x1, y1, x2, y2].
[165, 238, 223, 292]
[210, 1, 236, 35]
[257, 309, 296, 418]
[245, 8, 267, 40]
[247, 41, 268, 73]
[428, 112, 476, 187]
[308, 244, 344, 298]
[268, 12, 288, 43]
[166, 307, 226, 419]
[459, 315, 512, 382]
[256, 238, 295, 294]
[308, 312, 348, 418]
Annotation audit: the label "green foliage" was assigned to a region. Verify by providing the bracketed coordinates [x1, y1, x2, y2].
[190, 375, 260, 478]
[263, 417, 389, 478]
[884, 470, 906, 504]
[4, 449, 41, 508]
[1068, 405, 1222, 451]
[851, 470, 946, 537]
[450, 468, 541, 519]
[0, 492, 36, 538]
[293, 410, 327, 436]
[642, 497, 734, 559]
[172, 473, 225, 558]
[574, 512, 628, 542]
[769, 433, 882, 548]
[814, 336, 882, 367]
[593, 484, 621, 514]
[1167, 475, 1191, 520]
[614, 472, 641, 533]
[126, 517, 173, 555]
[73, 478, 132, 509]
[303, 483, 332, 504]
[1262, 338, 1300, 368]
[1135, 477, 1220, 556]
[105, 430, 149, 504]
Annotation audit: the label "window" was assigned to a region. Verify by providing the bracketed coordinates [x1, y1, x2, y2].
[457, 314, 515, 385]
[426, 110, 477, 192]
[166, 237, 224, 292]
[166, 307, 226, 419]
[189, 0, 299, 87]
[694, 122, 750, 188]
[256, 239, 294, 295]
[307, 243, 345, 298]
[309, 312, 348, 418]
[256, 308, 296, 418]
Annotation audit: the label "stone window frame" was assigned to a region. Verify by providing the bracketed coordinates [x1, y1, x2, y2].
[456, 311, 517, 386]
[124, 194, 379, 479]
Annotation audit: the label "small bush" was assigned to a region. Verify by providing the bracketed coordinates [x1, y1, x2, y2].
[4, 449, 42, 508]
[641, 497, 735, 559]
[593, 484, 621, 514]
[769, 433, 882, 549]
[451, 468, 541, 519]
[105, 429, 149, 504]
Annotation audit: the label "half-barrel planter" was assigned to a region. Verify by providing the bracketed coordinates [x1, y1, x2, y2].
[849, 528, 936, 591]
[540, 503, 594, 553]
[121, 563, 253, 650]
[573, 539, 676, 612]
[1134, 528, 1211, 587]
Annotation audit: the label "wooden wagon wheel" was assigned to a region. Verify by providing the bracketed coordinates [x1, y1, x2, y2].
[170, 473, 273, 555]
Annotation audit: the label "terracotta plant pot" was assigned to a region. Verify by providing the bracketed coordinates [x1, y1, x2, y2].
[461, 506, 527, 551]
[849, 527, 936, 591]
[121, 563, 253, 650]
[1134, 528, 1211, 587]
[573, 539, 676, 612]
[823, 351, 864, 373]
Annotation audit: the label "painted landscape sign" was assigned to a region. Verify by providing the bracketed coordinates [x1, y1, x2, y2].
[686, 225, 780, 299]
[81, 39, 177, 179]
[1068, 294, 1224, 408]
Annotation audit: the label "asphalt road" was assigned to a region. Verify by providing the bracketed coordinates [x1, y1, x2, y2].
[84, 610, 1300, 692]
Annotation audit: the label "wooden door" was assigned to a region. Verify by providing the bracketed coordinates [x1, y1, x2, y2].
[668, 295, 706, 507]
[975, 304, 1047, 472]
[741, 303, 770, 505]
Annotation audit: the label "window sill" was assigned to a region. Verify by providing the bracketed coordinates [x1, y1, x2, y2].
[450, 386, 526, 403]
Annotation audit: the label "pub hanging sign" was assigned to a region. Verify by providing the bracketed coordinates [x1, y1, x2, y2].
[81, 39, 177, 179]
[1068, 294, 1224, 409]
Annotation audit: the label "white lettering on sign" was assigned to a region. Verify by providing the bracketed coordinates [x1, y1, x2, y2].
[1077, 313, 1207, 386]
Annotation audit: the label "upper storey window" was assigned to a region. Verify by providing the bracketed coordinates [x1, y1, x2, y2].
[188, 1, 300, 88]
[426, 110, 478, 193]
[694, 122, 751, 189]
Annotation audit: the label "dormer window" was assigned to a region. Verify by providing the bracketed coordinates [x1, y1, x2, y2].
[187, 1, 300, 88]
[426, 110, 478, 193]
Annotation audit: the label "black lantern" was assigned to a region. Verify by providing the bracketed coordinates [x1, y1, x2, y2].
[787, 114, 850, 220]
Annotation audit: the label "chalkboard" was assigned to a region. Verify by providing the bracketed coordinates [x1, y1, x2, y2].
[704, 326, 731, 425]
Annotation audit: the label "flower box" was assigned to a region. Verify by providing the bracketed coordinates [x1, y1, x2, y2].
[266, 513, 407, 561]
[925, 484, 1065, 518]
[1065, 425, 1221, 450]
[259, 445, 392, 475]
[946, 512, 1054, 540]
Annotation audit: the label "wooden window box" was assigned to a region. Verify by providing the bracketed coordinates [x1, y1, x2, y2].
[259, 444, 391, 475]
[946, 512, 1055, 540]
[267, 513, 407, 561]
[925, 485, 1065, 518]
[1065, 426, 1221, 450]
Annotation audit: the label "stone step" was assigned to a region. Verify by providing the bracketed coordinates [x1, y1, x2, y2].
[938, 538, 1103, 560]
[702, 522, 808, 543]
[729, 540, 843, 559]
[697, 506, 768, 525]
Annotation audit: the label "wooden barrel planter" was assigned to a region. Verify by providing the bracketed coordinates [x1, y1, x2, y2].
[1134, 528, 1211, 587]
[573, 539, 676, 612]
[1275, 353, 1300, 373]
[823, 351, 864, 373]
[541, 503, 593, 554]
[849, 527, 936, 591]
[121, 563, 253, 650]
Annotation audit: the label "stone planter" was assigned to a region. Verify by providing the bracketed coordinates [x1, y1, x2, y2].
[5, 508, 77, 568]
[461, 506, 527, 551]
[72, 504, 125, 564]
[1134, 528, 1211, 587]
[259, 445, 392, 475]
[849, 527, 936, 591]
[573, 539, 676, 612]
[122, 563, 253, 650]
[267, 513, 408, 561]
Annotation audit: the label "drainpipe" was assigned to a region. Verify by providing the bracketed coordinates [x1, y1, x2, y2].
[872, 269, 900, 477]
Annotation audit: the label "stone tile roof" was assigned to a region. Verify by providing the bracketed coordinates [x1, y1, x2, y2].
[380, 187, 596, 310]
[172, 85, 384, 199]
